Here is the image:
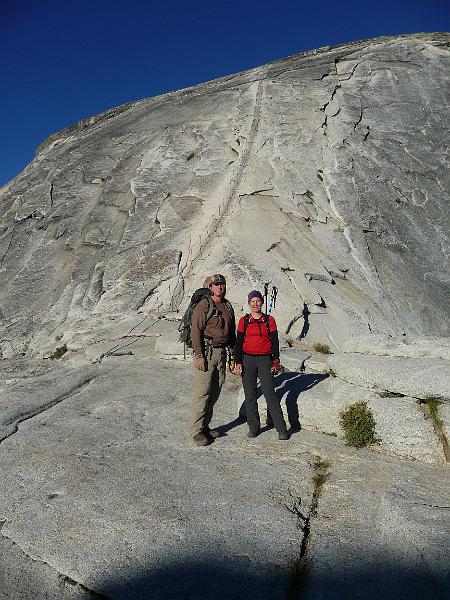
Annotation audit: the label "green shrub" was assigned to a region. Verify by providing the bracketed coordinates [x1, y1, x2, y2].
[423, 395, 441, 421]
[312, 459, 331, 489]
[339, 402, 379, 448]
[422, 395, 449, 460]
[312, 342, 331, 354]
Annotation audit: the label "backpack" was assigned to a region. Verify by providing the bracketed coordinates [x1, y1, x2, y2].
[243, 313, 270, 338]
[178, 288, 215, 349]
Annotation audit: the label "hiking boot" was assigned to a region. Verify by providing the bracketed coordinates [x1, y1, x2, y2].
[205, 428, 220, 439]
[278, 431, 290, 441]
[193, 432, 209, 447]
[247, 429, 260, 438]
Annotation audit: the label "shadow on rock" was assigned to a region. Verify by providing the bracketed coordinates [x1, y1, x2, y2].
[215, 415, 246, 436]
[236, 371, 327, 431]
[98, 557, 290, 599]
[273, 372, 327, 429]
[89, 554, 450, 600]
[295, 557, 450, 600]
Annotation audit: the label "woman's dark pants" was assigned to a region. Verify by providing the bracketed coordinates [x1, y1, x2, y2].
[242, 354, 288, 434]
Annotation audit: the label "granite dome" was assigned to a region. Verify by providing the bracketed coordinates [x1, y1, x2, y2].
[1, 33, 449, 358]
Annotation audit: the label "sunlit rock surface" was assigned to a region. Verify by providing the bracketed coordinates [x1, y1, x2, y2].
[1, 33, 449, 358]
[1, 33, 449, 599]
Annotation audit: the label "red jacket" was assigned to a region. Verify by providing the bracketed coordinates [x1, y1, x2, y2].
[236, 314, 278, 356]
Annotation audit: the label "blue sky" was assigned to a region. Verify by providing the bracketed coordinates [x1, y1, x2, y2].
[1, 0, 448, 186]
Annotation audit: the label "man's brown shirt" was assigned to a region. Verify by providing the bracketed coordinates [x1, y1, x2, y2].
[191, 298, 236, 356]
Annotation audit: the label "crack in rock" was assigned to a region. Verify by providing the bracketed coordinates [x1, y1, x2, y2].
[154, 192, 171, 231]
[419, 399, 450, 462]
[338, 62, 359, 81]
[0, 226, 15, 268]
[93, 316, 162, 363]
[0, 522, 109, 598]
[239, 186, 275, 196]
[0, 376, 97, 445]
[354, 106, 369, 130]
[285, 458, 331, 597]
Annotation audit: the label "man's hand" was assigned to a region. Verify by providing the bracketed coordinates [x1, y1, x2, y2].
[194, 355, 206, 371]
[271, 359, 281, 375]
[234, 363, 243, 376]
[227, 350, 235, 373]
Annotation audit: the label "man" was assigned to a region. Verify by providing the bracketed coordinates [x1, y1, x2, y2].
[190, 274, 236, 446]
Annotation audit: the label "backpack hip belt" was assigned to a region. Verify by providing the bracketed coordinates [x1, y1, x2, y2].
[204, 337, 228, 349]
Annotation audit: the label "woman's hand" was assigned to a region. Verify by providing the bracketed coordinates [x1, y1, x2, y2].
[271, 359, 281, 375]
[234, 363, 243, 376]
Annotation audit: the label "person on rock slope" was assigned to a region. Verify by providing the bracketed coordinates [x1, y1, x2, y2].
[190, 274, 236, 447]
[234, 290, 289, 440]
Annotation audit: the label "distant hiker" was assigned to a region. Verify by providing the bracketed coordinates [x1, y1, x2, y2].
[190, 274, 236, 447]
[234, 290, 289, 440]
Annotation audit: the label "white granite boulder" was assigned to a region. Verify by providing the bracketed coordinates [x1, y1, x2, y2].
[329, 353, 450, 401]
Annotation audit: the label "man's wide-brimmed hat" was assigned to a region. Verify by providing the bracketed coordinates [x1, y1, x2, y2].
[211, 274, 226, 285]
[203, 273, 226, 288]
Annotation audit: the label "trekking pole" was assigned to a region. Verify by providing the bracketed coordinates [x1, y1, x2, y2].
[272, 286, 278, 310]
[268, 286, 278, 315]
[264, 282, 269, 313]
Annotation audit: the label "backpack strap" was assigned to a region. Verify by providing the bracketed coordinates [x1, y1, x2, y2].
[224, 299, 233, 316]
[243, 313, 270, 339]
[206, 297, 233, 324]
[205, 297, 215, 322]
[243, 314, 250, 337]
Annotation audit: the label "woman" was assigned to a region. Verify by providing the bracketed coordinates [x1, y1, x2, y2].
[234, 290, 290, 440]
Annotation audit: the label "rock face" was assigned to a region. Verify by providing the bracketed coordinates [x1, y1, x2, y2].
[1, 356, 449, 600]
[328, 352, 450, 400]
[1, 33, 450, 358]
[1, 33, 450, 599]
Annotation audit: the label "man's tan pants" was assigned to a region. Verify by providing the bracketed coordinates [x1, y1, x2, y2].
[190, 346, 226, 437]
